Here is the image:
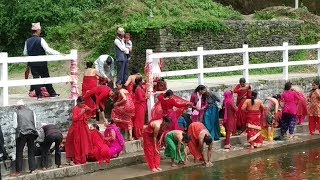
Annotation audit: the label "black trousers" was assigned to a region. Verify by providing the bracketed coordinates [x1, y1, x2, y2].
[30, 65, 56, 97]
[16, 134, 37, 172]
[40, 133, 63, 168]
[116, 60, 128, 85]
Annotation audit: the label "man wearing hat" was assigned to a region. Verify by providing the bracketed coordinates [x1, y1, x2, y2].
[114, 27, 130, 85]
[94, 55, 115, 88]
[12, 100, 38, 175]
[23, 22, 60, 100]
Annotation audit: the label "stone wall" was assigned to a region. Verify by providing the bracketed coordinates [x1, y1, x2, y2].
[0, 100, 74, 159]
[131, 20, 304, 72]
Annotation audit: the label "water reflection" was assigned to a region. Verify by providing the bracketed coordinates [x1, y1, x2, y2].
[150, 145, 320, 180]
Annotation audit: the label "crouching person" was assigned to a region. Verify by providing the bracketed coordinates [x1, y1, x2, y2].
[37, 124, 63, 169]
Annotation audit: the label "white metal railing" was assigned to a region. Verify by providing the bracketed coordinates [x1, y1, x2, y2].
[145, 41, 320, 120]
[0, 50, 78, 106]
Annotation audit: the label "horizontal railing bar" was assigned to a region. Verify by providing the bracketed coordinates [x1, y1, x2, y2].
[287, 45, 320, 50]
[203, 65, 245, 73]
[288, 60, 318, 66]
[248, 46, 285, 52]
[1, 54, 74, 64]
[158, 69, 200, 77]
[0, 76, 72, 87]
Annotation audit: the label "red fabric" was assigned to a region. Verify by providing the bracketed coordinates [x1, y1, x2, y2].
[29, 87, 50, 97]
[224, 100, 238, 134]
[151, 94, 189, 131]
[134, 87, 147, 139]
[87, 130, 110, 164]
[296, 92, 308, 123]
[82, 76, 98, 95]
[65, 105, 92, 164]
[309, 116, 320, 134]
[187, 122, 207, 160]
[84, 86, 111, 111]
[126, 82, 134, 94]
[190, 93, 207, 122]
[233, 84, 252, 105]
[236, 100, 247, 132]
[111, 93, 135, 130]
[143, 120, 161, 170]
[247, 110, 263, 147]
[225, 132, 231, 146]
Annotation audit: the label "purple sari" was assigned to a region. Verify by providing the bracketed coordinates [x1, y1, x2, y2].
[104, 124, 125, 158]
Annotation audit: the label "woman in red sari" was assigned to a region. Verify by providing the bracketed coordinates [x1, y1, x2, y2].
[223, 90, 238, 149]
[291, 86, 308, 125]
[112, 82, 135, 141]
[87, 124, 110, 164]
[241, 90, 264, 149]
[152, 90, 191, 131]
[65, 96, 93, 164]
[190, 85, 207, 122]
[143, 116, 171, 172]
[124, 67, 142, 94]
[234, 78, 252, 134]
[84, 85, 114, 121]
[133, 77, 147, 140]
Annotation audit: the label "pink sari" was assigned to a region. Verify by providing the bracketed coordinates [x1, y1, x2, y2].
[104, 124, 125, 158]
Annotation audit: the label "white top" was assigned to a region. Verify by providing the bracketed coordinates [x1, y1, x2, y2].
[114, 37, 129, 54]
[12, 111, 37, 129]
[94, 55, 115, 80]
[23, 38, 60, 56]
[125, 40, 133, 51]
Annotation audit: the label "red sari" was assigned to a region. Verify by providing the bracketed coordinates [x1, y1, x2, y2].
[111, 93, 135, 130]
[142, 120, 162, 170]
[234, 84, 251, 131]
[65, 105, 92, 164]
[152, 94, 189, 131]
[187, 122, 208, 160]
[126, 82, 134, 94]
[247, 110, 263, 147]
[84, 86, 111, 111]
[134, 87, 147, 139]
[82, 76, 98, 114]
[296, 92, 308, 124]
[87, 130, 110, 164]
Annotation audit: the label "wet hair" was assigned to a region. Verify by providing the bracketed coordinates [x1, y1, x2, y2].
[131, 67, 139, 75]
[239, 78, 246, 83]
[272, 94, 281, 100]
[86, 61, 93, 68]
[108, 118, 114, 124]
[194, 85, 206, 93]
[182, 133, 192, 143]
[163, 116, 172, 123]
[76, 96, 85, 103]
[284, 82, 292, 91]
[251, 90, 258, 105]
[92, 124, 100, 131]
[164, 90, 174, 98]
[203, 136, 213, 145]
[106, 56, 113, 65]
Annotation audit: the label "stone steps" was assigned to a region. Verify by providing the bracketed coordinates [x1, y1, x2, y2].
[2, 123, 310, 180]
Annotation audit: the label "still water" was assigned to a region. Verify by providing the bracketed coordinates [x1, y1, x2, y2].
[138, 141, 320, 180]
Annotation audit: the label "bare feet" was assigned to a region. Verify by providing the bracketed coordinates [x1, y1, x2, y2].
[171, 163, 177, 167]
[11, 172, 21, 177]
[156, 167, 162, 171]
[224, 144, 231, 149]
[250, 145, 254, 149]
[151, 168, 158, 172]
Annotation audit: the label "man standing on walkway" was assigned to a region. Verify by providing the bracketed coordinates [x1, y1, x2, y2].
[94, 55, 115, 88]
[114, 27, 130, 85]
[37, 123, 63, 169]
[13, 100, 38, 176]
[23, 22, 60, 100]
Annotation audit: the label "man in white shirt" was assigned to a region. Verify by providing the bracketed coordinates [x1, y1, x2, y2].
[23, 22, 60, 100]
[114, 27, 130, 85]
[94, 55, 115, 88]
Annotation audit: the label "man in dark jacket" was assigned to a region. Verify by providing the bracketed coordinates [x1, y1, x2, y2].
[37, 124, 63, 169]
[13, 100, 38, 175]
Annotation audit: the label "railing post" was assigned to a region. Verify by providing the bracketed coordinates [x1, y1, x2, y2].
[295, 0, 299, 9]
[70, 49, 79, 102]
[317, 41, 320, 77]
[197, 47, 204, 85]
[242, 44, 250, 83]
[146, 49, 154, 121]
[283, 42, 289, 81]
[0, 52, 9, 106]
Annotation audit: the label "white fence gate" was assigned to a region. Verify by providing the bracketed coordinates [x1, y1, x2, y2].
[146, 42, 320, 120]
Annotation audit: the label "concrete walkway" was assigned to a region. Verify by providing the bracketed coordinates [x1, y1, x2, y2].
[4, 73, 317, 106]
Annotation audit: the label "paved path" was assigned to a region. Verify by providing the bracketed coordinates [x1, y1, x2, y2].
[3, 73, 316, 106]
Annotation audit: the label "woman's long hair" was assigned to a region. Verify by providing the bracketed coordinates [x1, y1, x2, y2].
[194, 85, 207, 102]
[251, 90, 258, 105]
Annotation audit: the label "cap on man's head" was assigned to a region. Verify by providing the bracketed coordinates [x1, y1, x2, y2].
[117, 27, 125, 35]
[31, 22, 41, 31]
[16, 99, 24, 106]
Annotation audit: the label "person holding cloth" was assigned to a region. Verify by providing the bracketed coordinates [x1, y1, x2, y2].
[12, 100, 38, 176]
[94, 55, 115, 88]
[114, 27, 130, 85]
[23, 22, 60, 100]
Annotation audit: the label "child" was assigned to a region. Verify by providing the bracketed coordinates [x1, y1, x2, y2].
[124, 33, 132, 61]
